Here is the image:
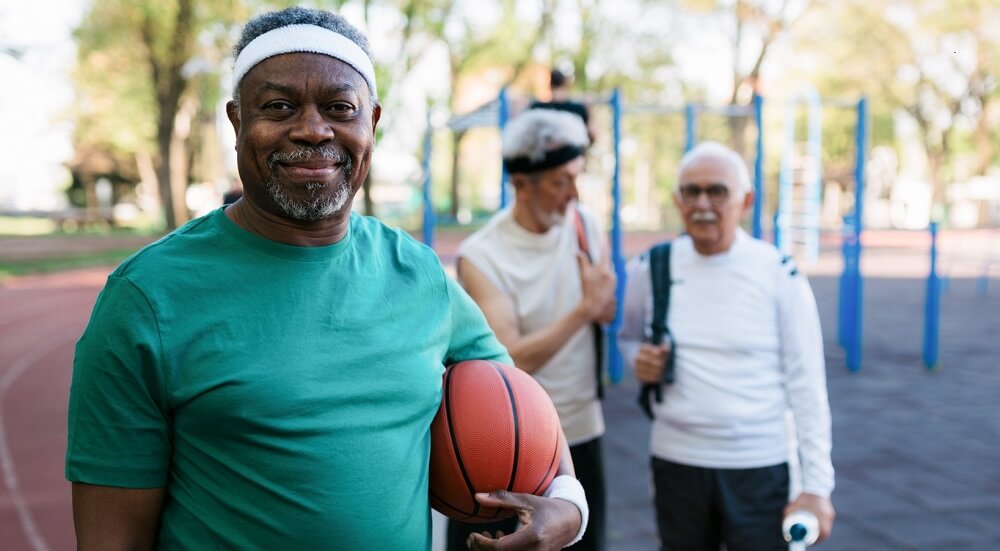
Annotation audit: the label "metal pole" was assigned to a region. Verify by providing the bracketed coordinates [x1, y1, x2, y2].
[923, 222, 940, 369]
[498, 87, 510, 208]
[684, 103, 697, 153]
[777, 101, 796, 256]
[421, 112, 435, 247]
[752, 94, 765, 240]
[806, 90, 823, 263]
[608, 88, 626, 384]
[846, 97, 868, 372]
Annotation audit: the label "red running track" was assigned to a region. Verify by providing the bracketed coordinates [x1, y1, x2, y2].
[0, 268, 110, 551]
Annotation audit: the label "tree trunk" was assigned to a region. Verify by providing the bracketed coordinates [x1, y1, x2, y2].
[449, 131, 464, 220]
[143, 0, 194, 230]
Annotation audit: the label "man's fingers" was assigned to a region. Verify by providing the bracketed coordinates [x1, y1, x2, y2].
[473, 490, 529, 511]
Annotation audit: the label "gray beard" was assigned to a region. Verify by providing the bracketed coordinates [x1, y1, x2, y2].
[265, 147, 354, 221]
[265, 175, 353, 221]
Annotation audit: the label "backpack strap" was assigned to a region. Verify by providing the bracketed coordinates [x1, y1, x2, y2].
[648, 242, 676, 384]
[639, 241, 675, 418]
[574, 209, 605, 400]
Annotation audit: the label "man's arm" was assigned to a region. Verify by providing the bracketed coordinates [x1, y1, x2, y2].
[778, 267, 836, 541]
[73, 483, 165, 550]
[457, 257, 607, 374]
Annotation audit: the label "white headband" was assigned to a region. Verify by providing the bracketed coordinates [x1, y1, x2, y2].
[232, 24, 377, 99]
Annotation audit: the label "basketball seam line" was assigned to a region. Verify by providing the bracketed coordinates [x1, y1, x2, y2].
[444, 364, 481, 518]
[490, 360, 520, 521]
[531, 430, 560, 496]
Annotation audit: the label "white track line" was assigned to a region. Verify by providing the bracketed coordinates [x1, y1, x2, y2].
[0, 329, 80, 551]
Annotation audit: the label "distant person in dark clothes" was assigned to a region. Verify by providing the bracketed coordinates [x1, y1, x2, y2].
[222, 177, 243, 205]
[530, 69, 595, 146]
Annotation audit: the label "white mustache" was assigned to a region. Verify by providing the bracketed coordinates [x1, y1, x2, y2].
[691, 211, 718, 222]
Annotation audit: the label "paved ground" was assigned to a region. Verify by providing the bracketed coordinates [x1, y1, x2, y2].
[1, 228, 998, 550]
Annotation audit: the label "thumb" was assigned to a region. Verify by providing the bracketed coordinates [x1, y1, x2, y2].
[576, 251, 592, 270]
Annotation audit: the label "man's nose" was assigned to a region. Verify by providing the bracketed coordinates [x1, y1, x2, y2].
[289, 106, 334, 145]
[693, 188, 712, 208]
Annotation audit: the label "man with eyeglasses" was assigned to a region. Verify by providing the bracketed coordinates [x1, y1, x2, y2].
[618, 141, 835, 550]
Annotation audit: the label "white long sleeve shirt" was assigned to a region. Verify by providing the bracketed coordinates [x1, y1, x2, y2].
[618, 229, 834, 497]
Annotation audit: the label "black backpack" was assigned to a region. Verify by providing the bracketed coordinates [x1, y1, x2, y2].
[638, 241, 676, 419]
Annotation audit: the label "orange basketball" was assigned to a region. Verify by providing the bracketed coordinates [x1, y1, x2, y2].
[429, 359, 562, 523]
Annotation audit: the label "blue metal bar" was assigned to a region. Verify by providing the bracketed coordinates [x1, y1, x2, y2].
[837, 216, 853, 349]
[421, 113, 435, 247]
[684, 104, 697, 153]
[923, 222, 940, 369]
[805, 90, 823, 263]
[752, 94, 765, 240]
[498, 87, 510, 208]
[777, 101, 796, 256]
[846, 97, 868, 372]
[608, 88, 626, 384]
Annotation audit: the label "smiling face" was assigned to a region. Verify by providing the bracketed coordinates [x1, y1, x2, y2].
[227, 52, 380, 223]
[674, 154, 753, 256]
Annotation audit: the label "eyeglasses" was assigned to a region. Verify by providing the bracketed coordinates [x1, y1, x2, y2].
[677, 183, 730, 206]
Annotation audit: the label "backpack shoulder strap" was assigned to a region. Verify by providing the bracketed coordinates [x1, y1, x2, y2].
[648, 241, 676, 385]
[574, 208, 605, 398]
[648, 241, 672, 346]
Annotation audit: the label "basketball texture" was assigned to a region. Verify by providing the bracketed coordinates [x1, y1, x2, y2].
[429, 359, 563, 523]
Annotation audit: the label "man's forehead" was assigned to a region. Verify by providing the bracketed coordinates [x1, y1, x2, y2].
[680, 157, 739, 185]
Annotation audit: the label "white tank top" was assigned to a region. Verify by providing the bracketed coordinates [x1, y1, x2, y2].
[458, 207, 605, 445]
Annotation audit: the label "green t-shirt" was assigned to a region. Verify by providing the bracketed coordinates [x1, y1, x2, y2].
[66, 208, 510, 550]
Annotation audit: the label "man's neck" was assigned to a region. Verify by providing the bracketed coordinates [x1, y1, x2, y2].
[511, 203, 549, 234]
[225, 199, 352, 246]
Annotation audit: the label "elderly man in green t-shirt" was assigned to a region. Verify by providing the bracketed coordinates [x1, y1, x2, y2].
[66, 7, 587, 550]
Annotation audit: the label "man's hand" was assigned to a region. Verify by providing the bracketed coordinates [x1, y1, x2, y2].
[785, 492, 835, 543]
[633, 343, 670, 384]
[466, 491, 581, 550]
[576, 252, 615, 322]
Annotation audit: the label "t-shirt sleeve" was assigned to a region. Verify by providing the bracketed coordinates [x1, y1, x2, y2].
[443, 275, 512, 366]
[66, 275, 171, 488]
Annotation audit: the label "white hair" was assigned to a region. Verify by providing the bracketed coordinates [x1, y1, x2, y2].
[677, 141, 752, 194]
[502, 109, 589, 163]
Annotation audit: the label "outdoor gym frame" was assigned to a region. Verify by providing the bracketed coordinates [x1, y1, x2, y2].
[418, 88, 870, 379]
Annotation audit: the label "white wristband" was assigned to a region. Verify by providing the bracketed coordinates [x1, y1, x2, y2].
[544, 475, 588, 547]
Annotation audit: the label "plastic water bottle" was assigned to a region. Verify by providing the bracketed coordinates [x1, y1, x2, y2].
[783, 509, 819, 550]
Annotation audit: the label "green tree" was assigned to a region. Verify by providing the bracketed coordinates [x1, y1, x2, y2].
[74, 0, 250, 230]
[797, 0, 1000, 210]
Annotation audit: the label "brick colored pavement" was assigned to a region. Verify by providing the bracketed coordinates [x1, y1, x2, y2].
[2, 228, 998, 550]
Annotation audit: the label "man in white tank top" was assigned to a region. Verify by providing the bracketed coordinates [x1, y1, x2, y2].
[448, 109, 616, 551]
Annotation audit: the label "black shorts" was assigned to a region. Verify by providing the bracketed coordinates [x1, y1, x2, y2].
[651, 457, 789, 551]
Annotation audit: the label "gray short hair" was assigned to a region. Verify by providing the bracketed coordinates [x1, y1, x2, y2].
[502, 109, 589, 165]
[232, 7, 376, 107]
[677, 141, 752, 194]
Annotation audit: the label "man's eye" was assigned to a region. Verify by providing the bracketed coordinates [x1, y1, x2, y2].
[328, 102, 355, 113]
[264, 101, 293, 111]
[708, 185, 728, 198]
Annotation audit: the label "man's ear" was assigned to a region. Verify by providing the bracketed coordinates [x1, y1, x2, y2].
[371, 103, 381, 132]
[226, 101, 241, 139]
[741, 189, 755, 216]
[510, 173, 529, 191]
